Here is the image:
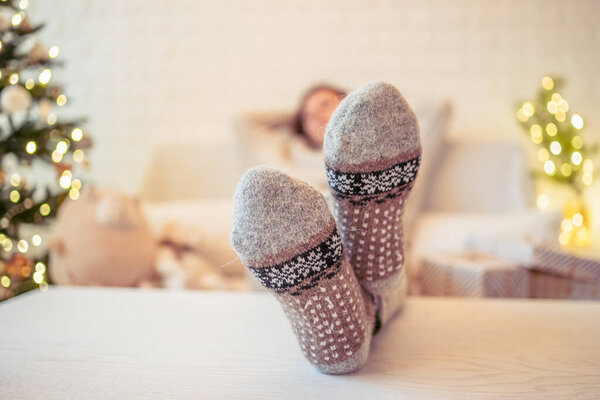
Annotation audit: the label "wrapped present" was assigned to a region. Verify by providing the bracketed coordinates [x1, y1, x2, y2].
[530, 271, 600, 300]
[466, 235, 600, 284]
[419, 251, 530, 298]
[532, 245, 600, 284]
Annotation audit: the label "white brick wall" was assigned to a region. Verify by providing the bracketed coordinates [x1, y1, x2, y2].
[27, 0, 600, 195]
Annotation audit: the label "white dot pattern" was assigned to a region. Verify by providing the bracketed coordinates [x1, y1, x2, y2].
[276, 257, 372, 367]
[333, 186, 412, 284]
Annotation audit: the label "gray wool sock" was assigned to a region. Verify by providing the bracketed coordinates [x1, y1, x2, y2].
[230, 166, 375, 374]
[323, 81, 422, 329]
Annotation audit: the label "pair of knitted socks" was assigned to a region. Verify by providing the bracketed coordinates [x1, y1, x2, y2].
[230, 81, 421, 374]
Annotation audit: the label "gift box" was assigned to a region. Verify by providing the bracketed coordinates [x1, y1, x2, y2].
[530, 271, 600, 300]
[466, 235, 600, 284]
[419, 251, 530, 298]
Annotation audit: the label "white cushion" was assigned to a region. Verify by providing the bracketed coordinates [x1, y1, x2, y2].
[424, 140, 535, 213]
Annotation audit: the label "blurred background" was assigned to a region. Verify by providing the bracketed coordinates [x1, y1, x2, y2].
[1, 0, 599, 300]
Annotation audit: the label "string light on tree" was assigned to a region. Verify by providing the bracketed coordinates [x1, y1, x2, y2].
[516, 76, 597, 248]
[0, 0, 92, 301]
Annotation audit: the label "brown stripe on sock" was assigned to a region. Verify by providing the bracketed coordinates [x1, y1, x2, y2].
[325, 147, 422, 174]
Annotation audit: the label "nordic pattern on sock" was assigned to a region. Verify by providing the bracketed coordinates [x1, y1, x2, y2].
[247, 228, 343, 295]
[326, 155, 420, 201]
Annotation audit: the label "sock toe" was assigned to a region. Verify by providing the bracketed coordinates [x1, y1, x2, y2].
[324, 80, 421, 172]
[231, 166, 334, 268]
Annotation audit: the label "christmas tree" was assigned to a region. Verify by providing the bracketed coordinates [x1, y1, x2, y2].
[517, 76, 597, 247]
[0, 0, 92, 300]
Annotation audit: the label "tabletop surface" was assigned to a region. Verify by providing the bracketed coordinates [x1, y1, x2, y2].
[1, 287, 599, 400]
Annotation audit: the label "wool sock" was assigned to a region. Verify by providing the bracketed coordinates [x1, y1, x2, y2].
[230, 166, 376, 374]
[323, 81, 421, 328]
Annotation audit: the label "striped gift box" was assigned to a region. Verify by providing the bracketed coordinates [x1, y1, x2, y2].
[419, 251, 530, 298]
[530, 271, 600, 300]
[532, 245, 600, 284]
[466, 235, 600, 284]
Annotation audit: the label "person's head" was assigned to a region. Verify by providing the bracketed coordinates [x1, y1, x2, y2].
[294, 84, 346, 148]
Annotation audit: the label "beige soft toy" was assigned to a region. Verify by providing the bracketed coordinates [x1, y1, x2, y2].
[48, 186, 158, 286]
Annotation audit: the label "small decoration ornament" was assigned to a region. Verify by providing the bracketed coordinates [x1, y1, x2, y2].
[0, 85, 32, 114]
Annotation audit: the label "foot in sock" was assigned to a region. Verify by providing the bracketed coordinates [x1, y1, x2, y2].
[324, 81, 421, 328]
[230, 166, 376, 374]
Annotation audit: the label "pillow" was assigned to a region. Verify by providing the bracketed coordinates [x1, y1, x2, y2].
[424, 139, 535, 213]
[401, 99, 453, 237]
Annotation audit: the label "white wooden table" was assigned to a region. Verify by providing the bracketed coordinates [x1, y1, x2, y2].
[1, 287, 599, 399]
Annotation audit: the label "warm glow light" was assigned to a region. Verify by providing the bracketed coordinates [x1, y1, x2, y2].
[10, 190, 20, 202]
[35, 262, 45, 273]
[56, 94, 67, 106]
[9, 73, 19, 85]
[33, 271, 44, 284]
[544, 160, 556, 175]
[561, 218, 573, 232]
[17, 239, 28, 253]
[547, 101, 558, 114]
[536, 194, 549, 210]
[560, 163, 572, 177]
[555, 111, 566, 122]
[550, 141, 561, 155]
[26, 141, 36, 154]
[572, 213, 584, 227]
[571, 114, 584, 130]
[546, 123, 557, 136]
[530, 124, 543, 143]
[537, 148, 550, 162]
[1, 276, 10, 288]
[18, 0, 28, 9]
[11, 12, 23, 26]
[71, 178, 82, 190]
[571, 151, 583, 165]
[551, 93, 562, 103]
[59, 174, 71, 189]
[10, 173, 21, 186]
[47, 113, 57, 125]
[25, 79, 34, 90]
[516, 108, 528, 122]
[48, 46, 59, 58]
[522, 102, 535, 117]
[71, 128, 83, 141]
[56, 140, 68, 154]
[40, 203, 51, 216]
[51, 150, 63, 163]
[32, 234, 42, 246]
[571, 136, 583, 149]
[73, 149, 84, 163]
[69, 188, 80, 200]
[542, 76, 554, 90]
[38, 69, 52, 85]
[2, 237, 12, 251]
[558, 99, 569, 112]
